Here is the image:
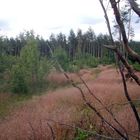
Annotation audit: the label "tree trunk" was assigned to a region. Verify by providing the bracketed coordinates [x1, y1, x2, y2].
[110, 0, 140, 64]
[128, 0, 140, 17]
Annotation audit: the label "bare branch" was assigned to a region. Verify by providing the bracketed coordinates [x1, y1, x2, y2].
[76, 72, 128, 137]
[104, 45, 140, 85]
[28, 122, 36, 140]
[47, 122, 56, 140]
[98, 99, 140, 111]
[119, 63, 140, 132]
[99, 0, 119, 72]
[47, 43, 127, 139]
[128, 0, 140, 17]
[46, 119, 120, 140]
[110, 0, 140, 64]
[99, 0, 114, 44]
[104, 45, 118, 50]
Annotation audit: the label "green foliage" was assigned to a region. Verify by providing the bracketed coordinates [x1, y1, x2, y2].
[0, 55, 17, 73]
[54, 48, 69, 71]
[20, 37, 40, 82]
[54, 49, 99, 72]
[74, 129, 89, 140]
[37, 57, 51, 83]
[73, 54, 99, 69]
[133, 62, 140, 71]
[100, 56, 113, 65]
[11, 64, 29, 94]
[11, 37, 51, 94]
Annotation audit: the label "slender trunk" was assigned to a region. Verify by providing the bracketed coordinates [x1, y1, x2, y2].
[99, 0, 114, 44]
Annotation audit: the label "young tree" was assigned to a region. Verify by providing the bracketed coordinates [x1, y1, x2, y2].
[68, 29, 77, 60]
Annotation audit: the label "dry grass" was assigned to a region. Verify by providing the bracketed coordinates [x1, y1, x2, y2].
[0, 66, 140, 139]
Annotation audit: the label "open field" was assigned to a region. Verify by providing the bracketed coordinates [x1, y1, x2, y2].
[0, 65, 140, 139]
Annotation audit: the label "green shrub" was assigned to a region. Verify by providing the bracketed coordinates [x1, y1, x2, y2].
[0, 55, 17, 73]
[10, 38, 51, 94]
[54, 48, 69, 71]
[11, 64, 29, 94]
[74, 129, 89, 140]
[133, 62, 140, 71]
[38, 57, 52, 83]
[72, 54, 99, 69]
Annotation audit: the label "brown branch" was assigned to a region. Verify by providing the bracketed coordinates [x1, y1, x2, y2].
[98, 99, 140, 111]
[119, 63, 140, 132]
[128, 0, 140, 17]
[63, 72, 127, 139]
[47, 122, 56, 140]
[99, 0, 119, 72]
[76, 72, 128, 137]
[28, 122, 36, 140]
[46, 119, 120, 140]
[110, 0, 140, 64]
[104, 45, 140, 85]
[47, 43, 127, 139]
[99, 0, 114, 44]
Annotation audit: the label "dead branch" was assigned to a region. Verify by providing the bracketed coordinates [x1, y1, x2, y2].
[104, 45, 140, 85]
[47, 43, 127, 139]
[99, 0, 114, 44]
[28, 121, 36, 140]
[99, 0, 119, 73]
[119, 63, 140, 132]
[128, 0, 140, 17]
[76, 72, 128, 137]
[47, 122, 56, 140]
[63, 73, 127, 139]
[98, 99, 140, 111]
[110, 0, 140, 64]
[46, 119, 120, 140]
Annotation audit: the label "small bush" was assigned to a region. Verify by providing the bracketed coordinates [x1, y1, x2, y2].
[10, 38, 51, 94]
[72, 54, 99, 70]
[54, 48, 70, 71]
[74, 129, 89, 140]
[11, 64, 29, 94]
[133, 62, 140, 71]
[0, 55, 17, 73]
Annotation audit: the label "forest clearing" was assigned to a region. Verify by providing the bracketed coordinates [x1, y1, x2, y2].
[0, 65, 140, 139]
[0, 0, 140, 139]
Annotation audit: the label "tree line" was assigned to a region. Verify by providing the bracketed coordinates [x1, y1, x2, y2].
[0, 27, 140, 93]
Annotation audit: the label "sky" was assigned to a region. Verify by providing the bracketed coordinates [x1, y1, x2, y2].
[0, 0, 140, 40]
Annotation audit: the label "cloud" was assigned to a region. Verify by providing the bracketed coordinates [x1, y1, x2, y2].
[48, 26, 64, 30]
[0, 19, 10, 30]
[0, 0, 139, 41]
[79, 16, 103, 25]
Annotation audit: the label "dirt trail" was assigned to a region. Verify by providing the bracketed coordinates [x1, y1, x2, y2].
[0, 66, 140, 139]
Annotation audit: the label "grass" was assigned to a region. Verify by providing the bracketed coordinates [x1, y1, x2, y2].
[0, 65, 103, 120]
[3, 65, 139, 139]
[0, 93, 32, 118]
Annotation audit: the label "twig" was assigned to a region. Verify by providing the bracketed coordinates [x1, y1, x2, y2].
[119, 63, 140, 132]
[47, 122, 56, 140]
[76, 73, 128, 137]
[98, 99, 140, 111]
[46, 119, 120, 140]
[28, 121, 36, 140]
[104, 45, 140, 85]
[47, 43, 127, 139]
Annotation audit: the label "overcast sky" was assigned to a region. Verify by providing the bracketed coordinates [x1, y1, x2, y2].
[0, 0, 140, 40]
